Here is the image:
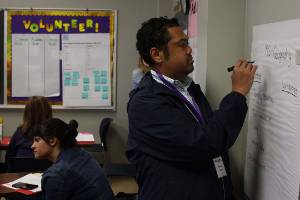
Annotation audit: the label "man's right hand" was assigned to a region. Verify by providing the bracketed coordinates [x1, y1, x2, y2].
[231, 59, 257, 96]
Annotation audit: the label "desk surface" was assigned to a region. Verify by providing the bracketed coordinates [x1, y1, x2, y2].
[0, 172, 27, 194]
[0, 173, 138, 197]
[0, 172, 43, 199]
[0, 136, 11, 151]
[0, 136, 98, 150]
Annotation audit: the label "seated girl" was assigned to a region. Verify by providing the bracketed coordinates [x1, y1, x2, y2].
[31, 118, 114, 200]
[6, 96, 52, 160]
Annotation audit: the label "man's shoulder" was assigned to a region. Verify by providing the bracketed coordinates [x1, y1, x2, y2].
[130, 74, 158, 98]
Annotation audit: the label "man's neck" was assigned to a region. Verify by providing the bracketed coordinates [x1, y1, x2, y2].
[154, 68, 185, 81]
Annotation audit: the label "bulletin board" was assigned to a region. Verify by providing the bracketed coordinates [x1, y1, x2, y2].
[2, 8, 117, 109]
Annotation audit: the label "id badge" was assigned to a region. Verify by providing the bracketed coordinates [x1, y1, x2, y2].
[213, 156, 227, 178]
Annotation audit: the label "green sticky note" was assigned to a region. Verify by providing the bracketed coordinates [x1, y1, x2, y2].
[83, 77, 89, 84]
[64, 79, 71, 86]
[102, 86, 109, 92]
[102, 92, 108, 100]
[83, 84, 89, 91]
[82, 92, 89, 99]
[72, 71, 80, 79]
[72, 79, 79, 86]
[93, 70, 100, 76]
[100, 70, 108, 77]
[95, 85, 101, 92]
[64, 72, 71, 78]
[100, 77, 107, 84]
[95, 76, 101, 84]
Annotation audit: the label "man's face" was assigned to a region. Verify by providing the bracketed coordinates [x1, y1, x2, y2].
[161, 26, 194, 79]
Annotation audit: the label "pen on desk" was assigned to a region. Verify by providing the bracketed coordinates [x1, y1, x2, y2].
[227, 61, 255, 72]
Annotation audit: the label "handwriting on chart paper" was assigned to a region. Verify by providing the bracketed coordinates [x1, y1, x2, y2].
[253, 91, 274, 105]
[254, 73, 262, 84]
[251, 139, 265, 154]
[265, 44, 292, 66]
[247, 151, 266, 169]
[252, 109, 272, 121]
[281, 82, 298, 97]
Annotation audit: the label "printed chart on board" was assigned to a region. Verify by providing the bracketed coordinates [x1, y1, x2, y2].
[244, 19, 300, 200]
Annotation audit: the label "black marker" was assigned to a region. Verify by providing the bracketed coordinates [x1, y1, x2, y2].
[227, 61, 255, 72]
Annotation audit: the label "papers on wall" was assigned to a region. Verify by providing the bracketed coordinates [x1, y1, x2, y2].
[2, 173, 42, 195]
[12, 34, 60, 97]
[6, 9, 116, 107]
[62, 33, 111, 107]
[244, 18, 300, 200]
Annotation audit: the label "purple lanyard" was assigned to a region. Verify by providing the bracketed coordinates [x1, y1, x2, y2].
[156, 72, 205, 123]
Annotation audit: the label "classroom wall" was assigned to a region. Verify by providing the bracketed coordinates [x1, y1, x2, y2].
[205, 0, 246, 198]
[0, 0, 162, 163]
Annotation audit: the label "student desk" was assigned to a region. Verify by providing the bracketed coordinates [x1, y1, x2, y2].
[0, 136, 102, 151]
[0, 136, 11, 151]
[0, 172, 138, 198]
[0, 172, 42, 199]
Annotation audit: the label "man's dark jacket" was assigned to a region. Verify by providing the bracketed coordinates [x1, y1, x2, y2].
[127, 72, 247, 200]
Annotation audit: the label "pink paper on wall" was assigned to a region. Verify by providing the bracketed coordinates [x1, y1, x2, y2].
[188, 0, 198, 37]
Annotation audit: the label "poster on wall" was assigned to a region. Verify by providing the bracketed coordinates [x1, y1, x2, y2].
[244, 18, 300, 200]
[5, 9, 116, 108]
[172, 0, 199, 82]
[172, 0, 189, 31]
[187, 0, 198, 81]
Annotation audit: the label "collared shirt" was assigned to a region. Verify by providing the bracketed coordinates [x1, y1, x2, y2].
[151, 70, 195, 107]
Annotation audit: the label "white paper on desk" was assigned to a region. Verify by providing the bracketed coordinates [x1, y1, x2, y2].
[2, 173, 42, 193]
[76, 132, 95, 142]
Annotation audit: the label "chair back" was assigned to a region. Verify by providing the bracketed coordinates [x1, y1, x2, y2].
[99, 118, 113, 151]
[7, 157, 52, 172]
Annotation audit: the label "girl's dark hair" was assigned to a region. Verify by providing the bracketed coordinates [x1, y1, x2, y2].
[31, 118, 78, 148]
[21, 96, 52, 137]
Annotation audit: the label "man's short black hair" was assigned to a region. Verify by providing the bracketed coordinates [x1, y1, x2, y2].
[136, 17, 180, 67]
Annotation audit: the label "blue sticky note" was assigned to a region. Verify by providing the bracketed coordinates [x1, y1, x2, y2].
[95, 85, 101, 92]
[83, 77, 89, 84]
[64, 72, 71, 78]
[93, 70, 100, 76]
[72, 71, 80, 79]
[95, 76, 101, 84]
[72, 79, 79, 86]
[64, 79, 71, 86]
[102, 85, 109, 92]
[100, 77, 107, 84]
[83, 84, 89, 91]
[100, 70, 108, 77]
[102, 92, 109, 100]
[82, 92, 89, 99]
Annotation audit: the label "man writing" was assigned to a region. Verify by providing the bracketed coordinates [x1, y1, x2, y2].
[127, 17, 256, 200]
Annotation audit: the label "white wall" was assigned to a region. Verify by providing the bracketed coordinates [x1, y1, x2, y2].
[206, 0, 246, 198]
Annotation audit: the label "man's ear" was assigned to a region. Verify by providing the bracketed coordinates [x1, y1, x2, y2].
[150, 47, 164, 64]
[48, 137, 58, 147]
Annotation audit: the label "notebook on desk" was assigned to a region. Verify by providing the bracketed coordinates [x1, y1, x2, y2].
[2, 173, 42, 195]
[76, 132, 95, 144]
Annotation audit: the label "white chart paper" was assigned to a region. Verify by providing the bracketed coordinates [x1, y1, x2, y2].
[12, 34, 60, 97]
[244, 19, 300, 200]
[62, 33, 111, 107]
